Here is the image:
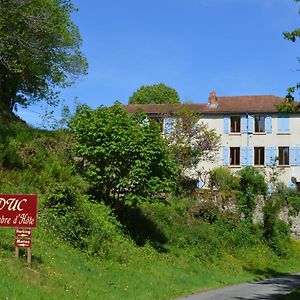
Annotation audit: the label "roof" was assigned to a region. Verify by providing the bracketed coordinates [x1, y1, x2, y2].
[124, 95, 290, 115]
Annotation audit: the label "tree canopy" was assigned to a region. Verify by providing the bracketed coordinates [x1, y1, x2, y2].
[0, 0, 88, 114]
[69, 102, 178, 206]
[128, 83, 180, 104]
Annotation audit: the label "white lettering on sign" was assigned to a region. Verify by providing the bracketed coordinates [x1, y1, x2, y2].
[0, 198, 27, 211]
[0, 215, 11, 225]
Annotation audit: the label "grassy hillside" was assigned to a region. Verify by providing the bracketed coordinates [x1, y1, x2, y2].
[1, 120, 300, 300]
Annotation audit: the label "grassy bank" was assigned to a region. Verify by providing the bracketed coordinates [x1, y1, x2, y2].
[1, 120, 300, 300]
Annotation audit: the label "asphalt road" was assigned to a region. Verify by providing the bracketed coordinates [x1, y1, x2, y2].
[175, 273, 300, 300]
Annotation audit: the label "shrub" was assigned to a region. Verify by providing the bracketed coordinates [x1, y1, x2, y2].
[237, 167, 267, 222]
[209, 167, 239, 191]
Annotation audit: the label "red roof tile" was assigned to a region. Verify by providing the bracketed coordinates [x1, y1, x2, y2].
[124, 95, 289, 114]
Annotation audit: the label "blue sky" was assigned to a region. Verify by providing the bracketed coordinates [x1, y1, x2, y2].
[17, 0, 300, 126]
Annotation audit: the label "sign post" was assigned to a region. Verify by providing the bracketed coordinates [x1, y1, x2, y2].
[0, 194, 38, 266]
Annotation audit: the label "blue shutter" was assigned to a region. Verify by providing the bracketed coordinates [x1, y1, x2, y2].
[266, 116, 272, 133]
[266, 146, 277, 165]
[292, 147, 300, 166]
[241, 115, 247, 133]
[197, 177, 204, 189]
[268, 185, 273, 195]
[291, 147, 297, 166]
[247, 146, 254, 165]
[164, 118, 174, 134]
[248, 115, 254, 133]
[271, 147, 277, 164]
[223, 147, 229, 165]
[241, 147, 247, 166]
[278, 115, 290, 133]
[224, 116, 229, 133]
[297, 148, 300, 166]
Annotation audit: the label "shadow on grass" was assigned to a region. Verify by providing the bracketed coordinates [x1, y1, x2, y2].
[114, 204, 168, 252]
[243, 267, 289, 281]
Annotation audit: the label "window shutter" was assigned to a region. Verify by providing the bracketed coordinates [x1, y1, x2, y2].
[248, 115, 254, 133]
[271, 147, 277, 164]
[247, 146, 253, 165]
[241, 115, 247, 133]
[164, 118, 174, 134]
[223, 147, 229, 165]
[278, 115, 290, 133]
[296, 148, 300, 166]
[266, 116, 272, 133]
[224, 116, 229, 133]
[291, 147, 297, 166]
[241, 147, 247, 165]
[197, 177, 204, 189]
[266, 146, 276, 165]
[292, 147, 300, 166]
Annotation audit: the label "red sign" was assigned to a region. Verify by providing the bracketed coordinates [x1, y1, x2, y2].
[0, 194, 38, 228]
[15, 238, 31, 248]
[16, 228, 32, 238]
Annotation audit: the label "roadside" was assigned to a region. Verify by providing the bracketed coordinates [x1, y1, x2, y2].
[175, 273, 300, 300]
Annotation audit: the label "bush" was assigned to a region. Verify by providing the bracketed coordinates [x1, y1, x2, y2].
[209, 167, 239, 191]
[237, 167, 268, 222]
[43, 186, 125, 255]
[263, 197, 291, 257]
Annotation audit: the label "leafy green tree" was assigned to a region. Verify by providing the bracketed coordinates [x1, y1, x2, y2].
[0, 0, 88, 114]
[69, 102, 178, 206]
[128, 83, 180, 104]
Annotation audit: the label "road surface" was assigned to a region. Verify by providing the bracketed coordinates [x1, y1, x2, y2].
[175, 273, 300, 300]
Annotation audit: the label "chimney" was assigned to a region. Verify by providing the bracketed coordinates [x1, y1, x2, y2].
[208, 91, 218, 107]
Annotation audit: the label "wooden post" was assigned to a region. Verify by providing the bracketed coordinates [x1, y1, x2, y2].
[27, 248, 32, 267]
[15, 246, 19, 260]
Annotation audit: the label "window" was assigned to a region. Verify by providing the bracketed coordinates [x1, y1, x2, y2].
[254, 147, 265, 165]
[278, 147, 289, 165]
[230, 147, 240, 165]
[230, 116, 241, 133]
[254, 116, 265, 133]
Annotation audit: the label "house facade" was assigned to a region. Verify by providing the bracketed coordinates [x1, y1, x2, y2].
[124, 92, 300, 189]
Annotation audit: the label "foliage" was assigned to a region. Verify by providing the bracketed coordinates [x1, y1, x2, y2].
[263, 197, 291, 257]
[128, 83, 180, 104]
[236, 167, 267, 222]
[165, 108, 220, 192]
[0, 0, 88, 113]
[43, 185, 125, 255]
[209, 166, 240, 191]
[277, 1, 300, 111]
[69, 102, 178, 206]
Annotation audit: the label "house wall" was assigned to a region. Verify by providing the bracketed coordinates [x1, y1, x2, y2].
[197, 113, 300, 187]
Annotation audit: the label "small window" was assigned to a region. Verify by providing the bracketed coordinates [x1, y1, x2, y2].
[255, 116, 265, 133]
[254, 147, 265, 165]
[230, 116, 241, 133]
[278, 147, 289, 165]
[230, 147, 240, 165]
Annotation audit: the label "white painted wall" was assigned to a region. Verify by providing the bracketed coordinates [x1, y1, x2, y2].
[196, 113, 300, 187]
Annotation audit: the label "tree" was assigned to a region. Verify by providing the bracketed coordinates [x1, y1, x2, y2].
[0, 0, 88, 114]
[69, 102, 178, 206]
[277, 0, 300, 111]
[128, 83, 180, 104]
[164, 108, 220, 189]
